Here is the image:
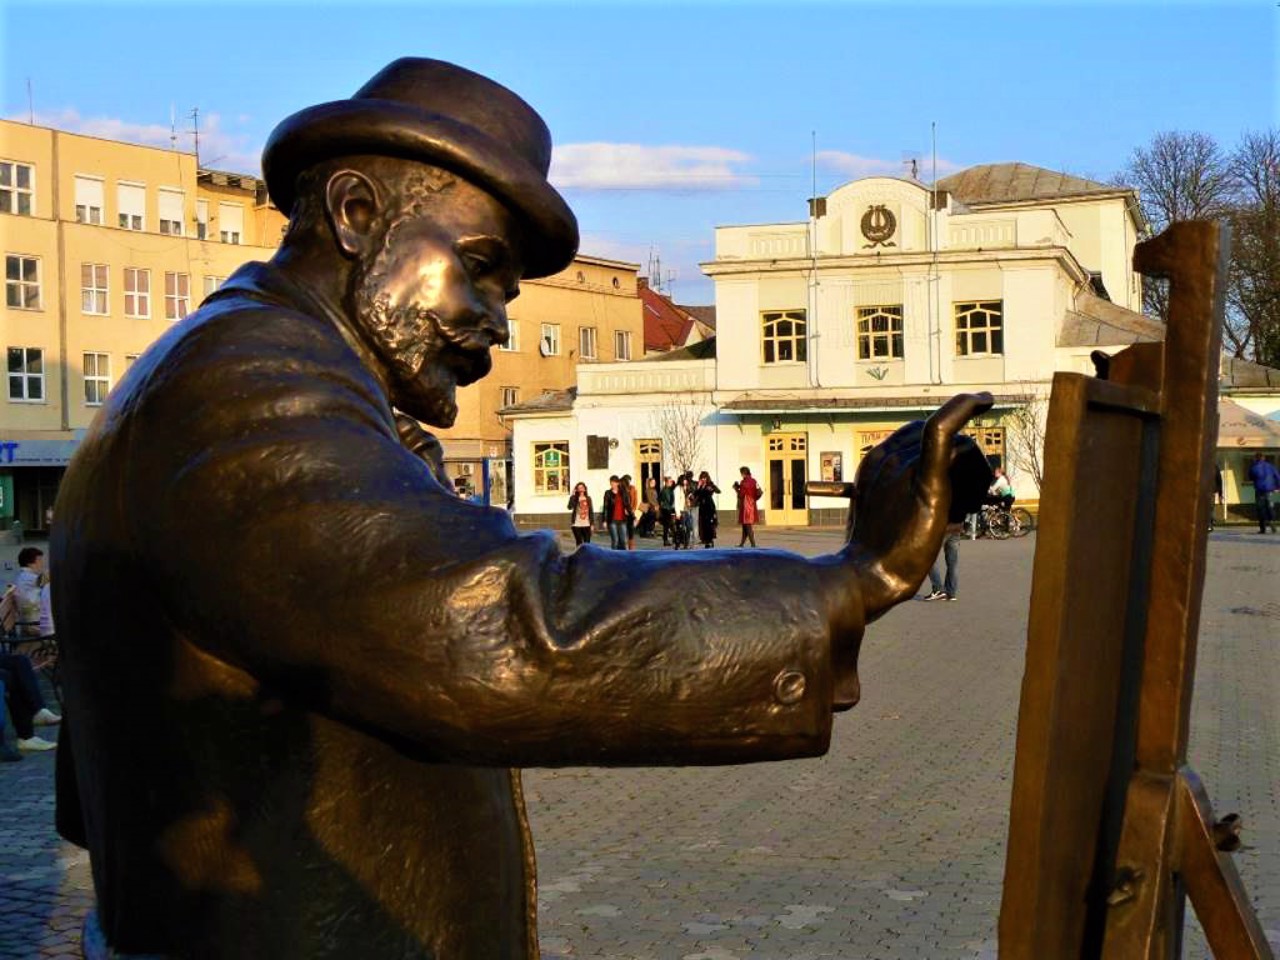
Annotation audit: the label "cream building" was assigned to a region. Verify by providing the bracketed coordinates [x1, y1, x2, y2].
[1, 118, 645, 530]
[0, 118, 286, 533]
[506, 164, 1160, 528]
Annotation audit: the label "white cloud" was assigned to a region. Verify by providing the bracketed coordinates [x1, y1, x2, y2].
[19, 108, 262, 175]
[551, 143, 755, 191]
[816, 150, 960, 181]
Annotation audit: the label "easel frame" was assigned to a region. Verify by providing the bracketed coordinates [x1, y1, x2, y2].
[998, 222, 1274, 959]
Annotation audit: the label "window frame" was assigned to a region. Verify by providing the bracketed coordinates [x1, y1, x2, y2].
[532, 441, 570, 494]
[0, 160, 35, 217]
[5, 254, 42, 310]
[614, 329, 632, 361]
[218, 201, 244, 244]
[157, 187, 184, 236]
[954, 300, 1005, 357]
[501, 386, 519, 408]
[164, 271, 191, 321]
[116, 181, 146, 232]
[7, 346, 45, 402]
[578, 325, 598, 360]
[83, 351, 111, 406]
[196, 199, 209, 240]
[81, 262, 110, 315]
[761, 309, 807, 364]
[499, 318, 520, 352]
[856, 304, 904, 360]
[123, 267, 151, 319]
[540, 322, 560, 357]
[74, 174, 105, 225]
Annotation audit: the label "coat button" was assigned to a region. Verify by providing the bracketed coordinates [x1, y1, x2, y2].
[773, 669, 807, 705]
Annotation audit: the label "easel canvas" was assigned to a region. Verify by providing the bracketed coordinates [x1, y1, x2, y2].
[999, 222, 1273, 959]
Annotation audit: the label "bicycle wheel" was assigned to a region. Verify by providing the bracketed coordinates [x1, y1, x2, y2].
[1010, 507, 1034, 537]
[988, 512, 1013, 539]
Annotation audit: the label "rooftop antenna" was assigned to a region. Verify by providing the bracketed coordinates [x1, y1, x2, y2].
[170, 104, 177, 150]
[189, 108, 201, 166]
[26, 79, 34, 125]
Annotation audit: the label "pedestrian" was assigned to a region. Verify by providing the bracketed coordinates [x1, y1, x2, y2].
[694, 471, 721, 548]
[620, 475, 638, 550]
[1247, 452, 1279, 534]
[1210, 462, 1223, 531]
[0, 652, 60, 751]
[734, 466, 763, 547]
[921, 522, 964, 601]
[601, 475, 630, 550]
[658, 476, 676, 546]
[567, 482, 594, 547]
[639, 477, 660, 538]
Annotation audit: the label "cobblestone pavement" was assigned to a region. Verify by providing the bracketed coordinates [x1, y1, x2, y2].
[2, 529, 1277, 959]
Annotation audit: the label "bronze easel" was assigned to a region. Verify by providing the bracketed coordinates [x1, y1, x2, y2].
[998, 221, 1274, 959]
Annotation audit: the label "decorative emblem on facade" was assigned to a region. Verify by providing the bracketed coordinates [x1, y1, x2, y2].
[861, 204, 897, 248]
[866, 365, 889, 381]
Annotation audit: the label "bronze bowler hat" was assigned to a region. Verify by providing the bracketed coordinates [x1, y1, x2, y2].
[262, 57, 579, 278]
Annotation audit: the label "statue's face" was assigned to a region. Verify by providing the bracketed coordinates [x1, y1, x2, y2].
[352, 175, 522, 426]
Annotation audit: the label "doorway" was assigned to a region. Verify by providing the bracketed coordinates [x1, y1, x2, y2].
[765, 433, 808, 525]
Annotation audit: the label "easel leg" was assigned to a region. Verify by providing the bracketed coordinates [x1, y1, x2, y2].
[1178, 770, 1275, 959]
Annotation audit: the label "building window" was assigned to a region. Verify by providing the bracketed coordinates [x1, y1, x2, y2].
[83, 352, 110, 405]
[578, 326, 597, 360]
[117, 182, 145, 231]
[202, 275, 225, 302]
[761, 309, 807, 363]
[7, 346, 43, 401]
[196, 199, 209, 240]
[124, 268, 150, 318]
[532, 441, 570, 493]
[955, 301, 1004, 356]
[973, 426, 1006, 470]
[501, 386, 519, 408]
[218, 202, 243, 244]
[614, 329, 632, 361]
[158, 188, 184, 236]
[0, 161, 34, 216]
[164, 272, 190, 321]
[856, 305, 904, 360]
[74, 175, 104, 224]
[81, 263, 109, 314]
[540, 323, 560, 356]
[5, 255, 41, 309]
[500, 318, 520, 352]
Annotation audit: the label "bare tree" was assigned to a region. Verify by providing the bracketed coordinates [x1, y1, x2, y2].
[1225, 130, 1280, 366]
[1117, 131, 1233, 320]
[652, 399, 706, 477]
[1003, 391, 1050, 495]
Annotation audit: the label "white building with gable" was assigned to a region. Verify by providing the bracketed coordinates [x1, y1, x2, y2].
[505, 163, 1161, 529]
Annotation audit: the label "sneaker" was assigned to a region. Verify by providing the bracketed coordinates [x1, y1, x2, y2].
[32, 708, 61, 726]
[946, 595, 958, 601]
[1, 744, 22, 762]
[921, 591, 947, 601]
[17, 736, 56, 752]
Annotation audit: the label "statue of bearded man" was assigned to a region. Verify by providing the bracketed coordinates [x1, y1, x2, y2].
[53, 58, 992, 959]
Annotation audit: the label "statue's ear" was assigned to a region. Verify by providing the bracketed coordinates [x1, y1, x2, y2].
[324, 170, 379, 258]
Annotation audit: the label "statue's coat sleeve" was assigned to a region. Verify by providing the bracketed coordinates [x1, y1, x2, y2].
[132, 303, 838, 765]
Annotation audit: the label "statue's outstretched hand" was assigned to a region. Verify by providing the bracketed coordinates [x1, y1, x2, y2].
[844, 393, 994, 621]
[814, 393, 994, 710]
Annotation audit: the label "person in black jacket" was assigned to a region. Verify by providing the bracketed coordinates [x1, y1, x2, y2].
[694, 471, 721, 548]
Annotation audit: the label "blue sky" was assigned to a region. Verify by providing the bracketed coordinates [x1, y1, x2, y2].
[3, 0, 1276, 301]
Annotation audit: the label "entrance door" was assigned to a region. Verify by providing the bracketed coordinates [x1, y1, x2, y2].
[765, 433, 808, 525]
[636, 439, 663, 489]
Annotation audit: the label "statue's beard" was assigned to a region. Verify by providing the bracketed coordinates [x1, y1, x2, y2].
[351, 255, 492, 428]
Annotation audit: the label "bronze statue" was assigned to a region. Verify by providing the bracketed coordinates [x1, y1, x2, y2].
[52, 58, 993, 958]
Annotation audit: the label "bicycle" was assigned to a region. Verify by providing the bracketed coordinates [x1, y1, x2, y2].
[972, 504, 1021, 540]
[1008, 506, 1034, 538]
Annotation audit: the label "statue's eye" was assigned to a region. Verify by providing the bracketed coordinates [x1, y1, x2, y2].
[463, 253, 493, 277]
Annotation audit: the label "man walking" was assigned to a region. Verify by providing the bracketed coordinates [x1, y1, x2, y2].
[1248, 452, 1280, 533]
